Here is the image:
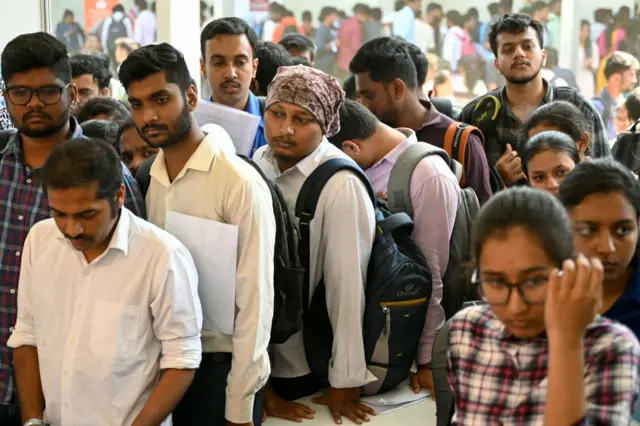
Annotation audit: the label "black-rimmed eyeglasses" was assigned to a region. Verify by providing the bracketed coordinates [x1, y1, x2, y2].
[5, 84, 71, 106]
[475, 275, 550, 306]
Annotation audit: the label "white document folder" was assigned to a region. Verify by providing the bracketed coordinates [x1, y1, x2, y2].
[194, 99, 261, 156]
[165, 211, 238, 335]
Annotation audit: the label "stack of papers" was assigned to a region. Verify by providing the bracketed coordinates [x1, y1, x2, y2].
[194, 100, 261, 156]
[360, 380, 430, 415]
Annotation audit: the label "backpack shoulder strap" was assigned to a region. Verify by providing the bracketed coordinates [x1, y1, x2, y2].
[135, 154, 157, 198]
[295, 158, 375, 221]
[387, 143, 455, 217]
[431, 97, 453, 119]
[295, 158, 376, 314]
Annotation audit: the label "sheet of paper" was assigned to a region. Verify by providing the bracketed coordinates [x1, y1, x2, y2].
[165, 211, 238, 335]
[194, 99, 260, 156]
[360, 379, 430, 406]
[362, 397, 428, 415]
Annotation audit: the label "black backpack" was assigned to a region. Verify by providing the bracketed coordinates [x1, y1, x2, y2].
[106, 18, 129, 54]
[136, 153, 306, 345]
[295, 158, 432, 395]
[612, 119, 640, 173]
[387, 143, 480, 319]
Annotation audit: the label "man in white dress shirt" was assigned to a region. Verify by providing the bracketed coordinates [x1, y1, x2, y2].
[8, 137, 203, 426]
[119, 43, 276, 426]
[253, 65, 377, 425]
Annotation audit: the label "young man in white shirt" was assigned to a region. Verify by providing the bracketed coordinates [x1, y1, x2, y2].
[119, 43, 276, 426]
[8, 137, 202, 426]
[253, 65, 377, 424]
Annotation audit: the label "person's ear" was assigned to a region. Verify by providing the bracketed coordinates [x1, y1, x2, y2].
[342, 139, 361, 156]
[391, 78, 406, 100]
[578, 131, 590, 155]
[541, 49, 548, 66]
[69, 83, 78, 105]
[100, 87, 111, 97]
[186, 84, 199, 112]
[252, 58, 259, 78]
[494, 58, 501, 74]
[116, 184, 126, 209]
[200, 58, 207, 79]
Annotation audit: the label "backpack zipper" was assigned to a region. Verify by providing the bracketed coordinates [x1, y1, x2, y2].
[380, 297, 428, 335]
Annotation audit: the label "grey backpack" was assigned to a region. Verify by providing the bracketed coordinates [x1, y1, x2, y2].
[387, 143, 480, 319]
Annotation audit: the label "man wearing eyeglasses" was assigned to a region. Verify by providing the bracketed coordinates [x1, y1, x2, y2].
[0, 32, 145, 426]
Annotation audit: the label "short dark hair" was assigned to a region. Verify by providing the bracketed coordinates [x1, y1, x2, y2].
[489, 13, 545, 55]
[446, 11, 464, 27]
[343, 74, 359, 101]
[604, 51, 640, 80]
[404, 42, 429, 87]
[113, 4, 125, 13]
[302, 10, 312, 22]
[319, 7, 337, 22]
[395, 0, 407, 11]
[117, 119, 137, 146]
[254, 42, 294, 96]
[328, 99, 379, 147]
[63, 9, 74, 19]
[560, 158, 640, 215]
[135, 0, 149, 9]
[531, 1, 548, 14]
[624, 87, 640, 122]
[427, 3, 443, 13]
[75, 97, 131, 124]
[523, 101, 589, 144]
[488, 2, 500, 15]
[71, 54, 113, 90]
[371, 8, 383, 21]
[349, 37, 418, 89]
[1, 32, 71, 84]
[522, 130, 581, 177]
[119, 43, 192, 92]
[279, 34, 316, 61]
[473, 186, 574, 268]
[80, 119, 120, 147]
[353, 3, 370, 15]
[42, 137, 124, 204]
[290, 57, 311, 67]
[200, 17, 259, 60]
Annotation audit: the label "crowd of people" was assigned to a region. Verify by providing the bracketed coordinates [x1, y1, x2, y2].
[0, 2, 640, 426]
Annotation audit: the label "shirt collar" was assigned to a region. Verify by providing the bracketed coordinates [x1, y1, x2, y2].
[261, 138, 332, 178]
[417, 99, 443, 130]
[370, 129, 417, 168]
[57, 207, 131, 256]
[500, 79, 555, 112]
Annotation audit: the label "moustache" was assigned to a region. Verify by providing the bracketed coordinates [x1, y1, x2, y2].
[24, 111, 51, 121]
[141, 124, 169, 134]
[512, 61, 531, 68]
[272, 136, 296, 144]
[64, 234, 89, 242]
[220, 81, 241, 88]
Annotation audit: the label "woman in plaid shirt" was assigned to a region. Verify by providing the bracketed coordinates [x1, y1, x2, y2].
[447, 186, 640, 425]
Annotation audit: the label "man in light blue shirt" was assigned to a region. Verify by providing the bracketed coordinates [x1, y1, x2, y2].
[393, 0, 422, 43]
[201, 18, 268, 156]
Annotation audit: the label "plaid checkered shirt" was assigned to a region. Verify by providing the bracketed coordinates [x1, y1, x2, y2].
[0, 119, 146, 406]
[447, 305, 640, 425]
[460, 81, 611, 166]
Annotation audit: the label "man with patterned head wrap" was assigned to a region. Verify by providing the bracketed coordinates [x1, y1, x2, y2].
[253, 65, 378, 424]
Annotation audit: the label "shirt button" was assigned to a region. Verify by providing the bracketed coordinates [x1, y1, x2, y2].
[9, 289, 15, 294]
[26, 179, 31, 184]
[15, 251, 20, 256]
[18, 215, 23, 220]
[9, 327, 14, 332]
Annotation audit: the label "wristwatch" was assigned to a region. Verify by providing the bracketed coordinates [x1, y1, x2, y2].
[24, 419, 50, 426]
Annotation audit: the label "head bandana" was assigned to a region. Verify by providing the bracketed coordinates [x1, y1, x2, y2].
[265, 65, 345, 137]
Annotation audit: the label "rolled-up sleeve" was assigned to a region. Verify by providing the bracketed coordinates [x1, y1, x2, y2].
[224, 179, 275, 423]
[150, 243, 203, 370]
[322, 175, 378, 388]
[7, 230, 37, 349]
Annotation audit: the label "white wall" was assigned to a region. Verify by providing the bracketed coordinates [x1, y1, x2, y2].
[0, 0, 42, 50]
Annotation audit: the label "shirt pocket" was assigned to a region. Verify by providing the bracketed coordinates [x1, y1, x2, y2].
[89, 302, 140, 361]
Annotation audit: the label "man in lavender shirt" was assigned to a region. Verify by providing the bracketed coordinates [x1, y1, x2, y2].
[329, 99, 460, 396]
[350, 37, 493, 204]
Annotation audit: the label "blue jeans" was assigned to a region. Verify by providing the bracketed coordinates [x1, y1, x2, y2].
[0, 402, 20, 426]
